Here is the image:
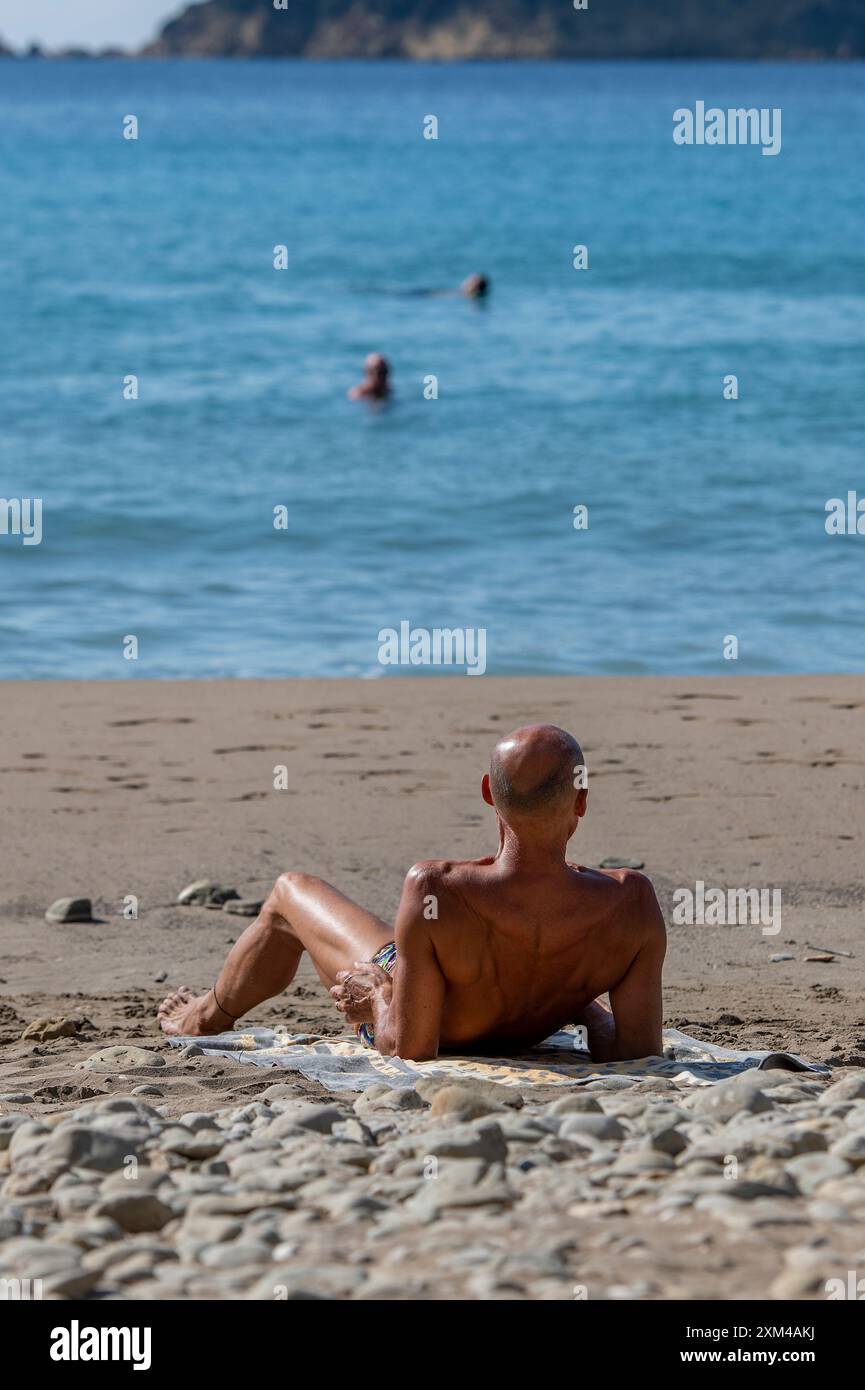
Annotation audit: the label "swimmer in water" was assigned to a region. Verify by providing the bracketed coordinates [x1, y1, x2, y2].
[348, 353, 391, 401]
[354, 273, 490, 300]
[460, 273, 489, 299]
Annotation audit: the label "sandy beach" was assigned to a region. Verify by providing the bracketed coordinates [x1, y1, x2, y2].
[2, 674, 864, 1300]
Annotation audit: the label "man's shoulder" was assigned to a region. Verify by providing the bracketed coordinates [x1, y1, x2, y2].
[405, 859, 451, 887]
[405, 858, 482, 888]
[401, 860, 479, 935]
[572, 864, 653, 896]
[586, 868, 664, 934]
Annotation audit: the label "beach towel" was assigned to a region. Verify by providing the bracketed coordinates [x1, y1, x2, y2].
[168, 1025, 828, 1092]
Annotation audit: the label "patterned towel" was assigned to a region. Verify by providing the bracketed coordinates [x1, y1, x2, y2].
[168, 1025, 827, 1092]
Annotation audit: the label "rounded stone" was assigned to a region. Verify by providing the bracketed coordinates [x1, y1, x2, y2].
[45, 896, 93, 924]
[79, 1046, 166, 1073]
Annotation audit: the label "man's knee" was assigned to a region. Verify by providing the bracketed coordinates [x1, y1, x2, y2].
[276, 869, 318, 894]
[269, 870, 318, 916]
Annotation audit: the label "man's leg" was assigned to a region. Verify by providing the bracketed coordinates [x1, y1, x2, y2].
[157, 872, 393, 1036]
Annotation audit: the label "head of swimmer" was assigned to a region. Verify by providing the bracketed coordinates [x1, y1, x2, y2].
[460, 272, 489, 299]
[366, 352, 389, 385]
[348, 352, 391, 401]
[482, 724, 587, 845]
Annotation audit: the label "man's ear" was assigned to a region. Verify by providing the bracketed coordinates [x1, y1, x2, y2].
[482, 773, 494, 807]
[575, 788, 588, 818]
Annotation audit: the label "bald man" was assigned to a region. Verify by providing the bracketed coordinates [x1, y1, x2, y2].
[348, 353, 390, 401]
[158, 725, 666, 1062]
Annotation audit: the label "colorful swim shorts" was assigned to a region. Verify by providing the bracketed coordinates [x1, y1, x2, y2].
[355, 940, 397, 1049]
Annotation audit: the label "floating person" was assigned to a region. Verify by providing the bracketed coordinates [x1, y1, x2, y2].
[460, 272, 489, 299]
[348, 352, 391, 401]
[157, 723, 665, 1063]
[354, 273, 490, 300]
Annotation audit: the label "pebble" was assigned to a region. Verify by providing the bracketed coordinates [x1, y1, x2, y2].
[177, 880, 239, 907]
[79, 1046, 166, 1072]
[546, 1094, 603, 1116]
[396, 1118, 507, 1164]
[92, 1192, 174, 1233]
[829, 1131, 865, 1165]
[820, 1074, 865, 1105]
[268, 1102, 343, 1136]
[784, 1153, 852, 1194]
[160, 1127, 225, 1160]
[690, 1075, 773, 1123]
[198, 1239, 273, 1269]
[45, 896, 93, 923]
[415, 1077, 522, 1110]
[42, 1125, 148, 1173]
[354, 1086, 425, 1115]
[557, 1114, 626, 1143]
[20, 1016, 80, 1042]
[428, 1085, 505, 1121]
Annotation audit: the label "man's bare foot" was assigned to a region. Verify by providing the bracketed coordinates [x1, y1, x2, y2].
[157, 986, 231, 1037]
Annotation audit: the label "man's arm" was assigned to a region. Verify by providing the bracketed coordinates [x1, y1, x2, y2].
[367, 866, 447, 1061]
[607, 876, 666, 1061]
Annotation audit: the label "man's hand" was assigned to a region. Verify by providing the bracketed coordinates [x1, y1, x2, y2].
[330, 962, 392, 1025]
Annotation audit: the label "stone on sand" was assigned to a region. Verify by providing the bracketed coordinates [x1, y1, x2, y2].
[557, 1114, 626, 1143]
[43, 1125, 148, 1173]
[820, 1074, 865, 1106]
[159, 1127, 226, 1160]
[21, 1016, 80, 1042]
[354, 1085, 425, 1116]
[267, 1102, 343, 1136]
[79, 1046, 166, 1072]
[223, 899, 264, 917]
[546, 1094, 603, 1116]
[177, 880, 239, 908]
[428, 1084, 506, 1121]
[784, 1153, 852, 1194]
[45, 896, 93, 923]
[690, 1074, 773, 1123]
[397, 1118, 507, 1164]
[93, 1191, 174, 1233]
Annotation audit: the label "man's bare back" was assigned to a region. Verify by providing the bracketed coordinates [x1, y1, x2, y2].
[386, 856, 664, 1056]
[158, 723, 666, 1062]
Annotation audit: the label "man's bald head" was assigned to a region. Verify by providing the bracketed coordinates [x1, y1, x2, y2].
[488, 724, 584, 823]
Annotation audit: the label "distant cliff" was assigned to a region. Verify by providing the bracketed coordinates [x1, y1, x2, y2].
[142, 0, 865, 59]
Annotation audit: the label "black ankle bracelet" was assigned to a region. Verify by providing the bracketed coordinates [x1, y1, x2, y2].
[211, 985, 237, 1022]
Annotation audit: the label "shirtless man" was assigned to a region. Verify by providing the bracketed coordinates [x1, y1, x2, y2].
[348, 352, 390, 400]
[157, 724, 665, 1062]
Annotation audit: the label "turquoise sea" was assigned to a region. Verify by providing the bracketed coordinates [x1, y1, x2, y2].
[1, 59, 864, 677]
